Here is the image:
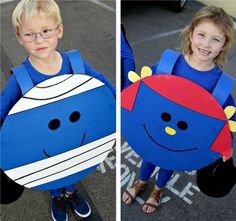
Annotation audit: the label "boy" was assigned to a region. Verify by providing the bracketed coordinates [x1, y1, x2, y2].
[1, 0, 115, 221]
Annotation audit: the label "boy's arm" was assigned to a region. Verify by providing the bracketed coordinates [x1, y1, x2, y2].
[1, 75, 22, 125]
[83, 60, 116, 97]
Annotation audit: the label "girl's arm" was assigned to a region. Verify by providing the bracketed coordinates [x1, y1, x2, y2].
[222, 95, 235, 160]
[223, 94, 235, 120]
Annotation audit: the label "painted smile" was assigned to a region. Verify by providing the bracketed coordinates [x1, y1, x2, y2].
[143, 124, 198, 152]
[43, 133, 86, 158]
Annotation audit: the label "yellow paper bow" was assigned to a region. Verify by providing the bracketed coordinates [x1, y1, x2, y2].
[128, 66, 152, 83]
[224, 106, 236, 132]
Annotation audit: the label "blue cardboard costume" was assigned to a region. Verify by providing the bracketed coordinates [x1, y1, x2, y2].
[1, 50, 116, 190]
[121, 49, 235, 171]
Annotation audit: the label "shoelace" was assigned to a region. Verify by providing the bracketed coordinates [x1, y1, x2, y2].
[68, 193, 80, 205]
[54, 197, 65, 210]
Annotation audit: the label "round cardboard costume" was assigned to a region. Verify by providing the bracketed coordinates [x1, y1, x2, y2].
[121, 49, 235, 171]
[1, 50, 116, 190]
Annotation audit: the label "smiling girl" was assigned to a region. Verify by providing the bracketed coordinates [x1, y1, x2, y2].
[122, 5, 235, 214]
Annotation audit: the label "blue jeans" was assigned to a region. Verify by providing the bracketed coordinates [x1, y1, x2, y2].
[49, 184, 76, 198]
[140, 160, 173, 188]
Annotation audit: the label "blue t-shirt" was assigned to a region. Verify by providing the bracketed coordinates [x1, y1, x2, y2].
[1, 51, 115, 123]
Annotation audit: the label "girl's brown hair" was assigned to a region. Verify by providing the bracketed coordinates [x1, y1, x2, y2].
[179, 6, 234, 69]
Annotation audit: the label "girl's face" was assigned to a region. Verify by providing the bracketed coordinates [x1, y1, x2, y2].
[190, 20, 226, 65]
[17, 15, 63, 61]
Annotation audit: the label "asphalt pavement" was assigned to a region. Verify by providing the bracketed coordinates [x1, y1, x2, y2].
[121, 1, 236, 221]
[0, 1, 116, 221]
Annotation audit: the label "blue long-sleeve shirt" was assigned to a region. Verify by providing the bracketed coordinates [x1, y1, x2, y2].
[1, 51, 115, 123]
[121, 27, 135, 91]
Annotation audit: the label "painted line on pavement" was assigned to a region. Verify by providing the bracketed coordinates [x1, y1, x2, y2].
[88, 0, 115, 13]
[0, 0, 15, 4]
[132, 28, 183, 46]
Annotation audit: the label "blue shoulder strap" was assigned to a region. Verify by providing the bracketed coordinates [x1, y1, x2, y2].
[154, 49, 181, 74]
[66, 50, 85, 74]
[212, 72, 234, 106]
[11, 65, 34, 95]
[12, 50, 85, 95]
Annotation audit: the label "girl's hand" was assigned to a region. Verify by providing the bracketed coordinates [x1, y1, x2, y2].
[223, 148, 233, 162]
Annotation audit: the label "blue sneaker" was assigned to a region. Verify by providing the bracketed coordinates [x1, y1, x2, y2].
[66, 192, 91, 218]
[51, 197, 68, 221]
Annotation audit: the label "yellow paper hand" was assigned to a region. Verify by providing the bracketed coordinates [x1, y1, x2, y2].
[224, 106, 236, 132]
[128, 66, 152, 83]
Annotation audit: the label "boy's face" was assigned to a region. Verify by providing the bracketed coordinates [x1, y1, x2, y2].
[17, 15, 63, 60]
[190, 20, 226, 64]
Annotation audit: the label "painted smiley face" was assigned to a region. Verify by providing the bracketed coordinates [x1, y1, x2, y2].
[1, 74, 116, 190]
[42, 111, 85, 158]
[121, 75, 231, 171]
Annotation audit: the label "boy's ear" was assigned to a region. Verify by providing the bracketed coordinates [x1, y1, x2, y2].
[15, 32, 24, 45]
[57, 23, 63, 39]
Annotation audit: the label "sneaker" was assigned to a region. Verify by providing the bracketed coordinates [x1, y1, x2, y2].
[66, 192, 91, 218]
[51, 197, 68, 221]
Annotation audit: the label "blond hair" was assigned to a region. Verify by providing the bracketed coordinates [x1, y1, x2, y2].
[179, 6, 234, 68]
[12, 0, 62, 34]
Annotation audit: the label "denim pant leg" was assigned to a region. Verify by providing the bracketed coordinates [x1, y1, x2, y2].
[156, 168, 173, 188]
[139, 160, 156, 181]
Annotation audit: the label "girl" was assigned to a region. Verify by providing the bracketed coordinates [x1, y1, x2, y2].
[122, 5, 235, 214]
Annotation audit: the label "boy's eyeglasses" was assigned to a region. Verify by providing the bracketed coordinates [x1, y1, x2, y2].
[20, 25, 60, 43]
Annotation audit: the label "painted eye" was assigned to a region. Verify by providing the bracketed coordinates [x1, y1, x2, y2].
[177, 121, 188, 130]
[69, 111, 81, 122]
[161, 112, 171, 122]
[48, 119, 60, 130]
